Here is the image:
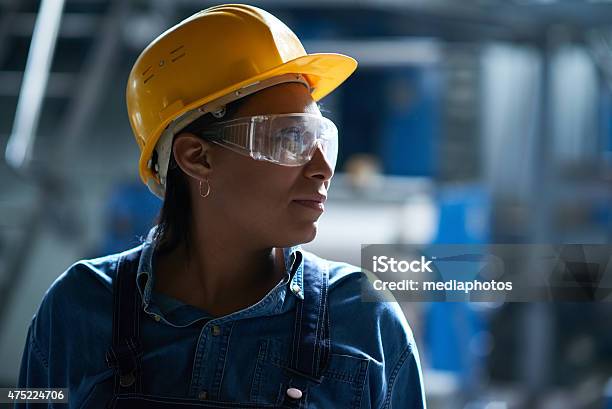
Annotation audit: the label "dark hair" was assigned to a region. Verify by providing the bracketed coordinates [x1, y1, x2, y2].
[152, 100, 244, 255]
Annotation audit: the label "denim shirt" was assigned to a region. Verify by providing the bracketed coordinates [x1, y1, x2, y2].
[16, 227, 426, 408]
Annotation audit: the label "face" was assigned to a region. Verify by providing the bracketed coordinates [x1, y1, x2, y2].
[173, 82, 334, 248]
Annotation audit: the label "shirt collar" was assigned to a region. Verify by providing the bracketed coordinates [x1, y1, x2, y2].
[135, 226, 157, 310]
[135, 226, 305, 322]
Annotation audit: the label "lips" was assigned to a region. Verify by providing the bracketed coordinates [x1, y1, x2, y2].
[292, 194, 327, 212]
[293, 200, 325, 211]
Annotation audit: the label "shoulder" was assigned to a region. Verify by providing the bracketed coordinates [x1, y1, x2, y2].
[301, 249, 416, 358]
[30, 245, 143, 351]
[43, 245, 140, 303]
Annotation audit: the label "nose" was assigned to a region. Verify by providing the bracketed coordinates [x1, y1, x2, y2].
[303, 142, 334, 183]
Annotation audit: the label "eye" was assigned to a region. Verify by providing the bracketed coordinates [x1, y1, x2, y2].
[274, 126, 307, 151]
[276, 126, 303, 140]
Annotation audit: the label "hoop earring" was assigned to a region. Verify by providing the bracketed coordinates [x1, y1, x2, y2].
[199, 179, 211, 198]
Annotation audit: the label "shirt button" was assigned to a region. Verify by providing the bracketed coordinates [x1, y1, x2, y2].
[154, 315, 161, 322]
[286, 387, 303, 399]
[198, 390, 207, 400]
[211, 325, 221, 336]
[291, 284, 301, 294]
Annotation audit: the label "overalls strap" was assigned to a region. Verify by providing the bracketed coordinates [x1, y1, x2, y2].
[288, 251, 330, 378]
[280, 252, 331, 408]
[105, 249, 144, 395]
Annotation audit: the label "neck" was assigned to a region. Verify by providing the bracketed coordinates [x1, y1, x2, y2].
[153, 224, 286, 317]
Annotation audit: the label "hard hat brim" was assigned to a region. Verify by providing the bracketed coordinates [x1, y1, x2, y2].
[139, 52, 358, 187]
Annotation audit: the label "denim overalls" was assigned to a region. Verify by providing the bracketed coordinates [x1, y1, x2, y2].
[100, 248, 330, 409]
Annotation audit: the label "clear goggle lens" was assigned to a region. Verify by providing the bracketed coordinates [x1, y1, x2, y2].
[200, 113, 338, 169]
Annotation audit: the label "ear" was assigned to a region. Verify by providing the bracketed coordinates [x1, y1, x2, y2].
[172, 133, 214, 181]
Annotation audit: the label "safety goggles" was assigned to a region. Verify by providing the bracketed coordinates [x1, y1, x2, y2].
[196, 113, 338, 169]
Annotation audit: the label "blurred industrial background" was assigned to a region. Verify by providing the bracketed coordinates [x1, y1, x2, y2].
[1, 0, 612, 408]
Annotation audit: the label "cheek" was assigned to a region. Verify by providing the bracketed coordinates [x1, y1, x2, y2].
[214, 159, 300, 217]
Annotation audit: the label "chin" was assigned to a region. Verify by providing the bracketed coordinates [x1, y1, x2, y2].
[284, 223, 318, 246]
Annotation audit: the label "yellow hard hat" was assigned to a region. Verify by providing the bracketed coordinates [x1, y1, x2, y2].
[126, 3, 358, 198]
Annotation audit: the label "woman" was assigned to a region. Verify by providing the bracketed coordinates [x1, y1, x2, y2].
[17, 4, 426, 408]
